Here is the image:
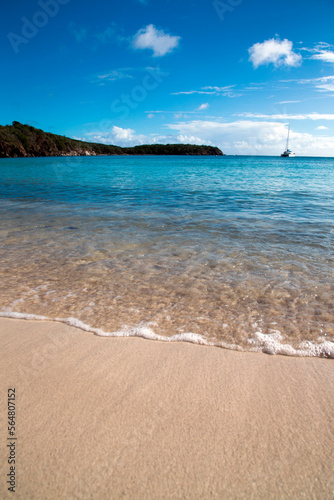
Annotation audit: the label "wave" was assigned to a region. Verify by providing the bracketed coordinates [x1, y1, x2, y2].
[1, 311, 333, 359]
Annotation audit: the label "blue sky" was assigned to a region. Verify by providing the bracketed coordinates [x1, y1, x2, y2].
[1, 0, 334, 155]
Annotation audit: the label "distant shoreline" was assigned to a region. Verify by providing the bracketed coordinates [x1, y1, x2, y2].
[0, 121, 223, 158]
[2, 154, 334, 159]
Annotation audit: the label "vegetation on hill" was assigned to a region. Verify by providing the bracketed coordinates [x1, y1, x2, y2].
[0, 122, 224, 157]
[122, 144, 222, 155]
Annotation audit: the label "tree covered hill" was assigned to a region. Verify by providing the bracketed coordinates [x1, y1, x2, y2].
[0, 122, 224, 157]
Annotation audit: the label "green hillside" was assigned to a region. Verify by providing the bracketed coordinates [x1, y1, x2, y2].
[0, 122, 224, 158]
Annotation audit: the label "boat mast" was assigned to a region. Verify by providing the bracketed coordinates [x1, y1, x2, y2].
[286, 125, 290, 151]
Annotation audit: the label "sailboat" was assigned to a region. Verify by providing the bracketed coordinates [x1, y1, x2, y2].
[281, 125, 295, 157]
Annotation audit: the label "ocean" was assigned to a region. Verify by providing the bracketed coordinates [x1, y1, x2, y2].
[0, 155, 333, 357]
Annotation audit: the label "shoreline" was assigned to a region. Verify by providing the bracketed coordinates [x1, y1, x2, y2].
[1, 317, 334, 499]
[1, 312, 333, 359]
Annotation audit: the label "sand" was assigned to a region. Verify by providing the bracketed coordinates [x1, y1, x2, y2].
[0, 317, 333, 499]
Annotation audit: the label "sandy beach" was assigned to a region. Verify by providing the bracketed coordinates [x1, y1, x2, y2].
[0, 317, 333, 499]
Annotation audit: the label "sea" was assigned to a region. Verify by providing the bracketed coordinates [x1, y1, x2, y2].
[0, 155, 333, 357]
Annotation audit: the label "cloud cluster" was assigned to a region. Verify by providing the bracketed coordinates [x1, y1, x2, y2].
[311, 50, 334, 63]
[81, 125, 175, 148]
[172, 85, 237, 96]
[111, 126, 136, 142]
[303, 42, 334, 64]
[78, 119, 334, 156]
[237, 112, 334, 120]
[81, 125, 143, 147]
[283, 75, 334, 93]
[249, 38, 302, 69]
[311, 75, 334, 92]
[166, 120, 334, 156]
[133, 24, 181, 57]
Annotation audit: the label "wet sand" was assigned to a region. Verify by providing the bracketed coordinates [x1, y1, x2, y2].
[0, 317, 333, 499]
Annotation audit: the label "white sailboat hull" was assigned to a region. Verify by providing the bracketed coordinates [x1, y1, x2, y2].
[281, 151, 295, 157]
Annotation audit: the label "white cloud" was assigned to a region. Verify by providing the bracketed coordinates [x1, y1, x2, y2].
[81, 124, 183, 148]
[166, 120, 334, 156]
[172, 90, 213, 95]
[275, 100, 301, 104]
[312, 76, 334, 92]
[77, 121, 213, 148]
[314, 42, 332, 50]
[172, 85, 237, 97]
[283, 75, 334, 93]
[174, 113, 186, 119]
[311, 50, 334, 63]
[292, 75, 334, 84]
[316, 83, 334, 92]
[316, 126, 328, 130]
[198, 103, 209, 111]
[111, 126, 136, 142]
[147, 113, 154, 119]
[203, 86, 235, 93]
[82, 125, 145, 147]
[237, 112, 334, 120]
[77, 118, 334, 156]
[248, 38, 302, 69]
[96, 68, 133, 82]
[304, 43, 334, 64]
[177, 134, 212, 145]
[133, 24, 180, 57]
[146, 109, 208, 117]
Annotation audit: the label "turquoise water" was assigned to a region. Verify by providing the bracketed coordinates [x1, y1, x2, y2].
[0, 155, 333, 356]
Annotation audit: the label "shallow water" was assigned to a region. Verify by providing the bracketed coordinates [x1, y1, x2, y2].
[0, 155, 333, 356]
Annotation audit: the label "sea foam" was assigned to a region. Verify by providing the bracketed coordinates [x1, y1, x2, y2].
[1, 311, 333, 358]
